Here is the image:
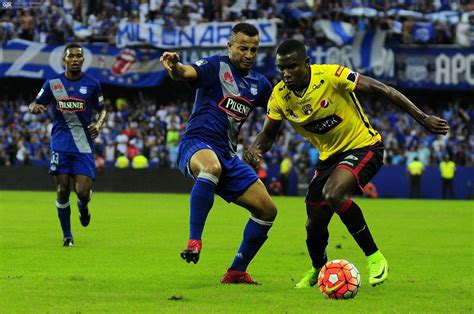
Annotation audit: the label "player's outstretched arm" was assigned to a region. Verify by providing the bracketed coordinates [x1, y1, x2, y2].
[28, 102, 47, 114]
[356, 75, 449, 135]
[159, 51, 198, 81]
[88, 109, 107, 140]
[244, 118, 282, 168]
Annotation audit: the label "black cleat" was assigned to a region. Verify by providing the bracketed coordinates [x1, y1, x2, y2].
[79, 208, 91, 227]
[63, 237, 74, 247]
[180, 239, 202, 264]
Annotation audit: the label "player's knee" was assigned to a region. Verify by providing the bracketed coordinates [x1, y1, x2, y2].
[56, 184, 70, 199]
[253, 202, 277, 221]
[76, 187, 90, 201]
[323, 187, 347, 211]
[200, 162, 222, 177]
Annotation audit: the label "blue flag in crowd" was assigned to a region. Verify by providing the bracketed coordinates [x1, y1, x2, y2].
[319, 20, 356, 46]
[413, 22, 435, 43]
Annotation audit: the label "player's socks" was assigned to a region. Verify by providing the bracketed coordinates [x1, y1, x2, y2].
[77, 190, 91, 227]
[189, 173, 218, 240]
[294, 267, 321, 288]
[336, 199, 378, 256]
[56, 200, 72, 239]
[230, 217, 273, 272]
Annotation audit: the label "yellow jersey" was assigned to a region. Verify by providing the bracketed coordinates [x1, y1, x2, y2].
[267, 64, 381, 160]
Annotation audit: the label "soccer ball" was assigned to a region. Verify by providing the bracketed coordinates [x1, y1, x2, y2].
[317, 259, 361, 299]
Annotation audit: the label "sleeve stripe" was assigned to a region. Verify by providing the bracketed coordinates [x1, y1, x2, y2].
[354, 73, 361, 90]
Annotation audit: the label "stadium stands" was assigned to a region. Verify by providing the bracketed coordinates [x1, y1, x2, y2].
[0, 0, 472, 194]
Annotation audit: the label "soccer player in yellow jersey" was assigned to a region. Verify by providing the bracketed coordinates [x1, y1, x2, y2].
[244, 39, 449, 287]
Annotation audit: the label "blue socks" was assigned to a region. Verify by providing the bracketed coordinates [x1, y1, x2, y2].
[56, 200, 72, 238]
[78, 190, 91, 211]
[189, 173, 218, 240]
[77, 198, 89, 211]
[231, 217, 273, 272]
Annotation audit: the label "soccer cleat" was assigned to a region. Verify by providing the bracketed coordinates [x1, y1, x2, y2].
[294, 267, 320, 288]
[220, 269, 261, 285]
[180, 239, 202, 264]
[367, 250, 389, 286]
[63, 237, 74, 247]
[79, 208, 91, 227]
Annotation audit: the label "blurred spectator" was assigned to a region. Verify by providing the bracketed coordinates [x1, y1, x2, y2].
[132, 154, 149, 169]
[115, 154, 130, 168]
[456, 15, 474, 47]
[280, 154, 292, 196]
[439, 154, 456, 199]
[407, 156, 424, 198]
[363, 181, 378, 198]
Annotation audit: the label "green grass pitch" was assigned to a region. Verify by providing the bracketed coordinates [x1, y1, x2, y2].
[0, 191, 472, 312]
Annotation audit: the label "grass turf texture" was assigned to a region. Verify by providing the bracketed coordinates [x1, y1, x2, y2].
[0, 191, 472, 313]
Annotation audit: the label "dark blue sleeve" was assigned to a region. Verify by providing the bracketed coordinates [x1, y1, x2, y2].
[35, 80, 53, 105]
[257, 76, 273, 109]
[188, 55, 219, 89]
[93, 82, 105, 112]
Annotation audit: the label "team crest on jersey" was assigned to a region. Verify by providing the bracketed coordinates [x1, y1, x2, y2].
[250, 84, 258, 95]
[79, 86, 87, 94]
[302, 114, 342, 134]
[57, 97, 86, 112]
[302, 104, 313, 115]
[218, 96, 252, 120]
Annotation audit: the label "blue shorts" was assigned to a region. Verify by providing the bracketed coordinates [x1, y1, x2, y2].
[48, 150, 96, 180]
[177, 139, 258, 203]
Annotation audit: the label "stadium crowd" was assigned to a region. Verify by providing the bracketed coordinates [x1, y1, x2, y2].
[1, 90, 472, 181]
[0, 0, 473, 46]
[0, 0, 472, 183]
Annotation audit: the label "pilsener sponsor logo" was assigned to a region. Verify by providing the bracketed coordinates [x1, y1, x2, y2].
[218, 96, 252, 120]
[57, 98, 86, 112]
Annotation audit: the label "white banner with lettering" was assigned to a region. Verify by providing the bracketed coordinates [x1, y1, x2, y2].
[116, 20, 278, 48]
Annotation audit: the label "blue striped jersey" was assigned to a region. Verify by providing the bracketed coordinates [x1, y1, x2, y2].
[182, 55, 272, 157]
[35, 72, 104, 153]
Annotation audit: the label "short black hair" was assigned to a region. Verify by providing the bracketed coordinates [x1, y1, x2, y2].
[63, 43, 83, 57]
[276, 39, 307, 60]
[231, 22, 259, 38]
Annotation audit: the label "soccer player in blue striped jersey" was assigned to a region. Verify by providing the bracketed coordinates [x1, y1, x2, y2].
[160, 23, 278, 284]
[29, 43, 107, 247]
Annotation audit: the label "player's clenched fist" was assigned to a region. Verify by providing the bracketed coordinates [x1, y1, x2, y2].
[243, 147, 262, 169]
[29, 102, 47, 114]
[160, 52, 180, 71]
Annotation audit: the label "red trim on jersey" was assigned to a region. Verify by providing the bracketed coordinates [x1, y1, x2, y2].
[354, 73, 361, 90]
[335, 66, 344, 77]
